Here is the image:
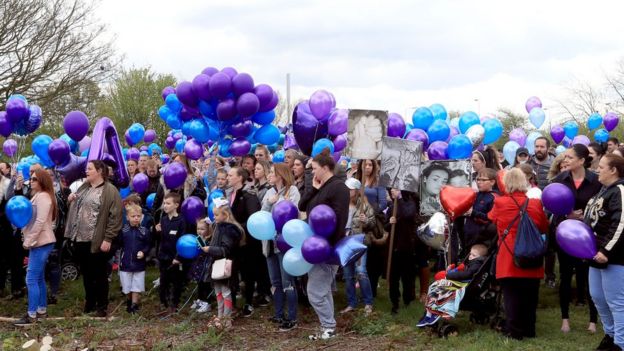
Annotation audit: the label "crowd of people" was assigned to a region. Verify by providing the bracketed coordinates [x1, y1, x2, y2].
[2, 136, 624, 349]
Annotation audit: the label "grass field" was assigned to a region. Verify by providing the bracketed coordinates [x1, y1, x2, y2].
[0, 267, 604, 350]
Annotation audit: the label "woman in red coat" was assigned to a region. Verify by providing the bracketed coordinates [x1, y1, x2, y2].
[488, 168, 549, 340]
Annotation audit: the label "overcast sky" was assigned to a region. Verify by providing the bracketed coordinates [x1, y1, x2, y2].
[96, 0, 624, 125]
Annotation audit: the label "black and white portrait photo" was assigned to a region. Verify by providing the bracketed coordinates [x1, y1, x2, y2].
[420, 160, 471, 216]
[347, 109, 388, 160]
[379, 137, 423, 193]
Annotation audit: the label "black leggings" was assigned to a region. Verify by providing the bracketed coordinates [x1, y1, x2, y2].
[388, 251, 416, 306]
[558, 250, 598, 323]
[500, 278, 540, 339]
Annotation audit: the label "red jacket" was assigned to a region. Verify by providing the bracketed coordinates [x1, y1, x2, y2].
[488, 192, 549, 279]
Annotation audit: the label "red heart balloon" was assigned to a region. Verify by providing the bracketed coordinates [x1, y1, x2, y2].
[440, 186, 477, 220]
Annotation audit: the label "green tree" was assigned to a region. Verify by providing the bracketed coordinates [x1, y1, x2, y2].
[97, 67, 176, 144]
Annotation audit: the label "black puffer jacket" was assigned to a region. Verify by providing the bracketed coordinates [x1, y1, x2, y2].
[584, 179, 624, 268]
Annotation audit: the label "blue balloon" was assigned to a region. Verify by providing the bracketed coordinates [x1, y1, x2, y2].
[165, 94, 182, 112]
[166, 114, 182, 129]
[282, 219, 314, 248]
[139, 151, 148, 157]
[555, 145, 567, 155]
[429, 103, 448, 121]
[176, 234, 201, 259]
[587, 113, 603, 130]
[158, 105, 172, 121]
[31, 135, 54, 167]
[252, 110, 276, 125]
[279, 133, 285, 146]
[207, 202, 216, 221]
[81, 149, 89, 157]
[189, 119, 210, 143]
[528, 107, 546, 129]
[175, 138, 186, 153]
[249, 143, 258, 155]
[219, 139, 232, 157]
[146, 193, 156, 209]
[412, 107, 434, 130]
[312, 138, 334, 157]
[404, 123, 414, 136]
[482, 118, 503, 144]
[160, 154, 170, 164]
[563, 121, 579, 139]
[128, 123, 145, 145]
[447, 135, 473, 159]
[198, 100, 216, 120]
[122, 148, 129, 160]
[209, 189, 224, 203]
[595, 128, 609, 143]
[6, 196, 33, 228]
[248, 211, 276, 240]
[148, 143, 162, 156]
[282, 248, 313, 276]
[255, 124, 280, 145]
[60, 133, 78, 153]
[120, 186, 132, 200]
[503, 141, 521, 165]
[267, 143, 278, 153]
[426, 120, 450, 143]
[181, 121, 192, 137]
[459, 111, 480, 134]
[272, 150, 285, 163]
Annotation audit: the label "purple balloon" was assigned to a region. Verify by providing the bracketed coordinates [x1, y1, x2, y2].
[127, 147, 140, 161]
[161, 154, 170, 164]
[230, 120, 253, 138]
[78, 136, 91, 153]
[332, 133, 347, 153]
[254, 84, 274, 107]
[292, 101, 328, 156]
[562, 136, 572, 148]
[165, 136, 176, 150]
[132, 173, 149, 194]
[63, 111, 90, 141]
[209, 72, 232, 99]
[604, 112, 619, 132]
[216, 98, 237, 121]
[161, 86, 176, 101]
[525, 96, 542, 113]
[87, 117, 129, 188]
[308, 204, 337, 238]
[56, 154, 87, 185]
[176, 81, 198, 107]
[327, 109, 348, 137]
[332, 151, 342, 163]
[283, 134, 298, 150]
[509, 128, 527, 147]
[427, 141, 449, 160]
[556, 219, 597, 259]
[229, 138, 251, 157]
[182, 196, 205, 223]
[232, 73, 255, 96]
[387, 113, 406, 138]
[144, 129, 156, 143]
[192, 74, 212, 101]
[542, 183, 574, 216]
[259, 91, 279, 113]
[309, 90, 333, 120]
[0, 111, 12, 137]
[3, 139, 17, 157]
[221, 67, 238, 78]
[180, 106, 199, 122]
[164, 161, 187, 189]
[26, 105, 42, 133]
[201, 67, 219, 76]
[125, 130, 134, 147]
[140, 145, 148, 152]
[572, 135, 590, 146]
[5, 98, 29, 124]
[272, 200, 299, 233]
[405, 128, 429, 149]
[48, 139, 71, 166]
[184, 139, 203, 160]
[301, 235, 331, 264]
[236, 92, 260, 117]
[276, 233, 292, 252]
[550, 124, 565, 144]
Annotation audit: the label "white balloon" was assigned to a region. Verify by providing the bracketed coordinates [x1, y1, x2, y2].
[465, 124, 485, 149]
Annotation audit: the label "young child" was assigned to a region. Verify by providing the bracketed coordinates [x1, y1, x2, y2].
[461, 168, 497, 256]
[155, 192, 187, 313]
[418, 244, 489, 327]
[117, 204, 152, 313]
[189, 217, 213, 313]
[213, 168, 228, 193]
[201, 199, 243, 329]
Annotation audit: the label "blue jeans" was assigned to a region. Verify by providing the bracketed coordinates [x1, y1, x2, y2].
[343, 252, 373, 307]
[266, 252, 298, 321]
[26, 244, 54, 315]
[590, 265, 624, 348]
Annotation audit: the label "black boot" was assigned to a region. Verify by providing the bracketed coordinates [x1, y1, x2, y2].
[126, 299, 132, 313]
[596, 334, 614, 351]
[130, 303, 139, 314]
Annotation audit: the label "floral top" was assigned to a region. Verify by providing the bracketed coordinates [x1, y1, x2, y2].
[67, 185, 103, 242]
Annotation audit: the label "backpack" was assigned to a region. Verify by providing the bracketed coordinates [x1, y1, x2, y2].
[500, 198, 547, 269]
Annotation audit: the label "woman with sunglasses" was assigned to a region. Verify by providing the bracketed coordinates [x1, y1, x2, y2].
[13, 169, 58, 325]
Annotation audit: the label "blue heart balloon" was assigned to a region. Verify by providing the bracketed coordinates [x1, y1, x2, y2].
[7, 195, 33, 228]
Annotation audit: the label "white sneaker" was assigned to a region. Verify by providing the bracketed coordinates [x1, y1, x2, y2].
[152, 278, 160, 288]
[191, 299, 200, 310]
[197, 301, 211, 313]
[309, 328, 336, 340]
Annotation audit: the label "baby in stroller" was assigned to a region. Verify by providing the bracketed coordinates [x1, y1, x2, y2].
[417, 244, 488, 327]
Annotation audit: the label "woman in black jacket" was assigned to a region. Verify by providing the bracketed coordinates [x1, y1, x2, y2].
[584, 153, 624, 351]
[551, 144, 601, 333]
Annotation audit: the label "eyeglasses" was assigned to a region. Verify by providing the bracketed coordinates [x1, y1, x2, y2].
[30, 177, 38, 182]
[476, 178, 493, 182]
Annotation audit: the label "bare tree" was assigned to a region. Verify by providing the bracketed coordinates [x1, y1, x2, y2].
[0, 0, 118, 109]
[556, 79, 604, 123]
[604, 59, 624, 114]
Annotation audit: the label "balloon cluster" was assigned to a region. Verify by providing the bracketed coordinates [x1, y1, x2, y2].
[247, 202, 365, 276]
[549, 109, 619, 151]
[387, 104, 503, 161]
[0, 95, 42, 138]
[292, 90, 344, 162]
[157, 67, 282, 159]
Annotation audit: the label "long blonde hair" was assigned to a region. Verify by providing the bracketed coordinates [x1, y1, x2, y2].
[213, 205, 246, 245]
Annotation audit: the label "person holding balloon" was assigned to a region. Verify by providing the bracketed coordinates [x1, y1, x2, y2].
[550, 144, 601, 334]
[64, 160, 123, 318]
[12, 169, 57, 326]
[298, 150, 350, 340]
[583, 153, 624, 351]
[488, 168, 549, 340]
[261, 163, 301, 332]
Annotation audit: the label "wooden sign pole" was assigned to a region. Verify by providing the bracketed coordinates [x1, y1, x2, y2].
[386, 197, 398, 288]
